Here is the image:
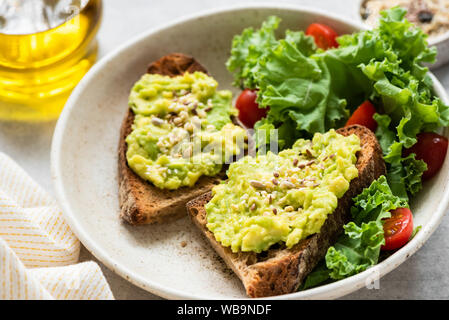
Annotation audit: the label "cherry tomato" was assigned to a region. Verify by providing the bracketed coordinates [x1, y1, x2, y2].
[345, 100, 378, 132]
[306, 23, 339, 50]
[382, 208, 414, 251]
[403, 132, 448, 181]
[235, 89, 268, 128]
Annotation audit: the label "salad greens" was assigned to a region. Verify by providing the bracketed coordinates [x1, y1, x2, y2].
[302, 176, 407, 289]
[227, 7, 447, 289]
[227, 7, 449, 201]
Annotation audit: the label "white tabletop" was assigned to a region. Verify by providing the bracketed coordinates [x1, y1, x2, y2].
[1, 0, 449, 300]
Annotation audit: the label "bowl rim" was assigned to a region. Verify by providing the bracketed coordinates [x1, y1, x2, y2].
[354, 0, 449, 45]
[51, 2, 449, 300]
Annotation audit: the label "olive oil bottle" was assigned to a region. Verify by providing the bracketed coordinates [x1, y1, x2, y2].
[0, 0, 102, 121]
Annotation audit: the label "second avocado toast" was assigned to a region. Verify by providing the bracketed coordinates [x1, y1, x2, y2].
[187, 125, 385, 297]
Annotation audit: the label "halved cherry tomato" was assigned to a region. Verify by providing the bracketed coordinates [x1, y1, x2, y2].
[235, 89, 268, 128]
[306, 23, 339, 50]
[403, 132, 448, 181]
[345, 100, 378, 132]
[382, 208, 414, 251]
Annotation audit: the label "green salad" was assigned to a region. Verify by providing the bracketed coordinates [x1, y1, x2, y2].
[224, 7, 449, 289]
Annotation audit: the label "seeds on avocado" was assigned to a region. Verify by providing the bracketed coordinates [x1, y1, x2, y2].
[272, 178, 279, 186]
[197, 109, 207, 118]
[273, 172, 280, 178]
[184, 122, 194, 132]
[250, 203, 257, 211]
[306, 160, 315, 166]
[280, 181, 296, 189]
[173, 117, 183, 126]
[298, 163, 306, 169]
[272, 208, 277, 215]
[151, 117, 164, 126]
[191, 116, 202, 129]
[182, 145, 193, 158]
[250, 180, 265, 189]
[204, 107, 212, 112]
[179, 110, 189, 120]
[293, 158, 299, 166]
[241, 194, 249, 201]
[306, 149, 313, 158]
[330, 153, 336, 159]
[268, 195, 273, 204]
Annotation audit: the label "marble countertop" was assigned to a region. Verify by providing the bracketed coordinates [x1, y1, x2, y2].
[1, 0, 449, 300]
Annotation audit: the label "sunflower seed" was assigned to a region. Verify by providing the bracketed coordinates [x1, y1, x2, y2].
[250, 180, 265, 189]
[151, 117, 164, 126]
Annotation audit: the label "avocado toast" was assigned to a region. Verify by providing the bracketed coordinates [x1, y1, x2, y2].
[187, 125, 385, 298]
[118, 53, 246, 225]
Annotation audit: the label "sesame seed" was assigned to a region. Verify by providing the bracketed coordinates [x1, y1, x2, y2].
[293, 158, 299, 166]
[298, 163, 306, 169]
[273, 208, 277, 215]
[272, 179, 279, 186]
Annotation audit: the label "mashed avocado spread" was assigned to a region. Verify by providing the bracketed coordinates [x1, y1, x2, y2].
[126, 72, 247, 190]
[205, 130, 360, 253]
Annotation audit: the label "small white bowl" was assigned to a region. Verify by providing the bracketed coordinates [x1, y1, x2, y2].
[355, 0, 449, 69]
[52, 3, 449, 299]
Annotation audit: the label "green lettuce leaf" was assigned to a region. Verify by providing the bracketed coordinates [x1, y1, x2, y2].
[303, 176, 407, 287]
[326, 221, 385, 280]
[227, 7, 449, 152]
[226, 16, 280, 88]
[374, 113, 427, 200]
[253, 33, 349, 136]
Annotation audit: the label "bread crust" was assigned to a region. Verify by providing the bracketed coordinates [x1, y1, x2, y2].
[186, 125, 386, 298]
[118, 53, 224, 225]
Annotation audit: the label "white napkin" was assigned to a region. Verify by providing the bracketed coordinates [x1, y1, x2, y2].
[0, 152, 114, 300]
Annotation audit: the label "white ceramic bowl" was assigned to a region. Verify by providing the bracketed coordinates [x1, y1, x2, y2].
[51, 3, 449, 299]
[355, 0, 449, 69]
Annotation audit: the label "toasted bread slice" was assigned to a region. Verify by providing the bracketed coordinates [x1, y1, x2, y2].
[118, 53, 227, 225]
[186, 125, 386, 298]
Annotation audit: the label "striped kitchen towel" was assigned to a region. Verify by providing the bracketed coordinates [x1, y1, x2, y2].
[0, 152, 114, 300]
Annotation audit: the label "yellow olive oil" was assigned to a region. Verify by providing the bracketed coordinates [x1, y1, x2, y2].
[0, 0, 102, 121]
